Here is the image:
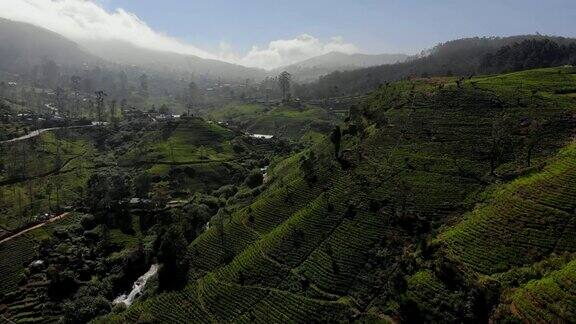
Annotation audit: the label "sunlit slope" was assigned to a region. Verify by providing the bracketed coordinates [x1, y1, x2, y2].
[121, 117, 236, 165]
[106, 67, 576, 322]
[205, 103, 339, 140]
[0, 130, 98, 232]
[495, 259, 576, 322]
[441, 142, 576, 274]
[119, 117, 251, 193]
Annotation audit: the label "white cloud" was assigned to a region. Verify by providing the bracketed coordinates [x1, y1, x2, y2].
[234, 34, 359, 70]
[0, 0, 360, 70]
[0, 0, 216, 58]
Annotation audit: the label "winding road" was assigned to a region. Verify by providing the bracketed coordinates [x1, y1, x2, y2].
[0, 212, 71, 245]
[0, 124, 99, 144]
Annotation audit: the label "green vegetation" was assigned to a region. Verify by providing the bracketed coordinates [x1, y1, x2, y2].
[1, 66, 575, 323]
[493, 259, 576, 322]
[0, 214, 80, 322]
[441, 142, 576, 273]
[121, 117, 236, 165]
[3, 18, 576, 323]
[204, 103, 340, 140]
[102, 67, 576, 323]
[0, 130, 98, 231]
[304, 36, 576, 97]
[0, 115, 282, 323]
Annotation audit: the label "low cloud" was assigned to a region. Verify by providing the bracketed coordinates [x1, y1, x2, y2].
[0, 0, 216, 58]
[232, 34, 358, 70]
[0, 0, 359, 69]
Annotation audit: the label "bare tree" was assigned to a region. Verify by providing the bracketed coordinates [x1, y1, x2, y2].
[0, 81, 6, 98]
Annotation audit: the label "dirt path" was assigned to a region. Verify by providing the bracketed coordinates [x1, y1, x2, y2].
[0, 212, 70, 245]
[0, 124, 97, 144]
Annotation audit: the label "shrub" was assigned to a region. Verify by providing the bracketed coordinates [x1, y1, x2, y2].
[244, 170, 263, 189]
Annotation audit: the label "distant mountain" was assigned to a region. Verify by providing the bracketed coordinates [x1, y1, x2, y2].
[0, 18, 265, 82]
[274, 51, 409, 82]
[79, 40, 266, 81]
[302, 35, 576, 96]
[0, 18, 100, 74]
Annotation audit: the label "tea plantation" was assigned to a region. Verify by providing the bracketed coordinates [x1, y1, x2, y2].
[103, 67, 576, 322]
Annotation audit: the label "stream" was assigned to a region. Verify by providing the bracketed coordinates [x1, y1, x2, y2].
[249, 133, 274, 139]
[113, 264, 159, 307]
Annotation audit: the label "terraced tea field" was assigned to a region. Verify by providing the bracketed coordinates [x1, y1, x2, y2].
[441, 143, 576, 274]
[0, 214, 79, 296]
[507, 260, 576, 322]
[104, 68, 576, 322]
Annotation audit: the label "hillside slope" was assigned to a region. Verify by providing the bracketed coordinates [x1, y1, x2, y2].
[275, 52, 408, 82]
[0, 18, 99, 74]
[0, 17, 265, 83]
[0, 115, 285, 323]
[303, 36, 576, 97]
[80, 40, 266, 81]
[205, 103, 340, 140]
[104, 67, 576, 322]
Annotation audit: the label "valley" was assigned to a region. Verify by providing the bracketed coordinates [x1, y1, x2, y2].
[0, 4, 575, 323]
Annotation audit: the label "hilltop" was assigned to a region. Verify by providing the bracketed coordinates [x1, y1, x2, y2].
[300, 35, 576, 97]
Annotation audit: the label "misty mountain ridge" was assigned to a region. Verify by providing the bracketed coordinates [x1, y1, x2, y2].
[0, 18, 101, 74]
[274, 51, 409, 82]
[79, 39, 266, 81]
[302, 34, 576, 96]
[2, 17, 574, 90]
[0, 17, 265, 82]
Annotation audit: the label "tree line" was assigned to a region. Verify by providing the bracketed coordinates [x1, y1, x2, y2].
[295, 36, 576, 98]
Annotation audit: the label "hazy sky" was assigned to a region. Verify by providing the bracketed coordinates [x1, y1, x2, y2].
[1, 0, 575, 69]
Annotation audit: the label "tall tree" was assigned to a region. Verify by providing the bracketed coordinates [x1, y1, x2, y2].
[118, 71, 128, 98]
[157, 225, 189, 290]
[278, 71, 292, 102]
[95, 91, 107, 123]
[139, 74, 149, 98]
[120, 98, 128, 116]
[109, 99, 117, 123]
[41, 58, 59, 88]
[330, 126, 342, 159]
[71, 76, 81, 117]
[0, 81, 6, 98]
[55, 87, 67, 117]
[186, 81, 198, 116]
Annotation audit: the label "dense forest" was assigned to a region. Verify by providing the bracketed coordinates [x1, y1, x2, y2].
[481, 38, 576, 73]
